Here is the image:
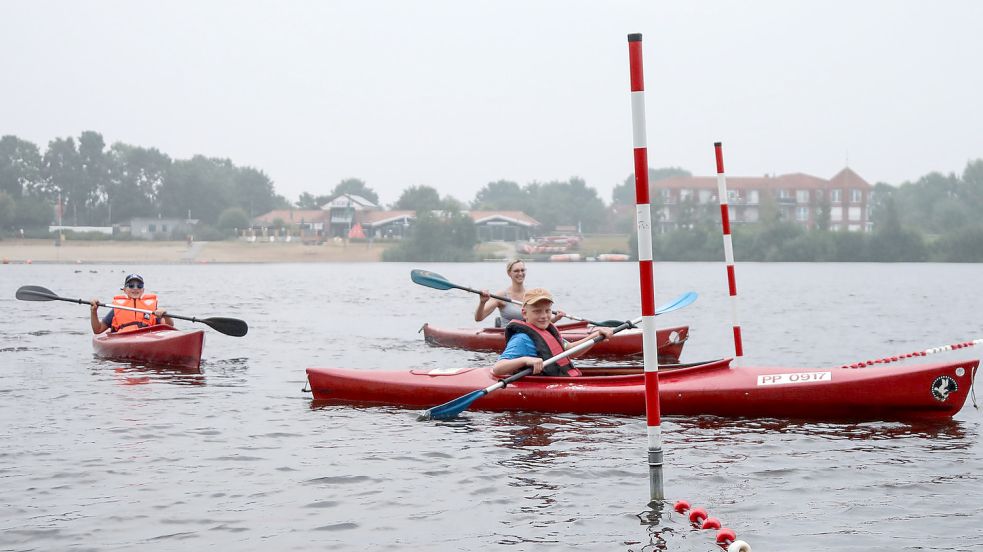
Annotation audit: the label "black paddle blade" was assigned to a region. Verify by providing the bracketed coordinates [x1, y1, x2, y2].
[410, 269, 455, 291]
[201, 317, 249, 337]
[15, 285, 59, 301]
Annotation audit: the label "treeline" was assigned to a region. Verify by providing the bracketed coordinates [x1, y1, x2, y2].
[0, 132, 289, 235]
[626, 160, 983, 262]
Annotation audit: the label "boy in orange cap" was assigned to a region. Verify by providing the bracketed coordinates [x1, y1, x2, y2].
[492, 288, 612, 377]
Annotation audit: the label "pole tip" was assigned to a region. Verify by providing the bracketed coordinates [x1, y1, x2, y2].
[627, 33, 643, 42]
[714, 141, 722, 147]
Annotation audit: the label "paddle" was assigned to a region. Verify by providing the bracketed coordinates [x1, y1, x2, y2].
[410, 269, 697, 326]
[419, 315, 643, 421]
[15, 285, 249, 337]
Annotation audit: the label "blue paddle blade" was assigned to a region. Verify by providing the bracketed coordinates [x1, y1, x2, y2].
[656, 291, 697, 314]
[418, 389, 486, 421]
[410, 269, 456, 291]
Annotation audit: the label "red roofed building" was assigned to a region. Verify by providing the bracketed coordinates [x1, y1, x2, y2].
[650, 168, 873, 233]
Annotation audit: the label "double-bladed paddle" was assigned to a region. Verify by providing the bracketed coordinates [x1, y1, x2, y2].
[418, 316, 643, 421]
[15, 285, 249, 337]
[410, 269, 696, 326]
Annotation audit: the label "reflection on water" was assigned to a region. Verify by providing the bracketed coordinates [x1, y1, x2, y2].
[2, 262, 983, 550]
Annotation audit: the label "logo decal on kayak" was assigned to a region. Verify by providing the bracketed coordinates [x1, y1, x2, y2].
[931, 375, 958, 402]
[757, 371, 831, 386]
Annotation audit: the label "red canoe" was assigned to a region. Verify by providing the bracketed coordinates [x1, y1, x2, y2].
[421, 320, 689, 362]
[92, 324, 205, 370]
[306, 358, 979, 421]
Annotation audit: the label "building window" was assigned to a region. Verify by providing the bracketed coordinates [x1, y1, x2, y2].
[831, 189, 842, 203]
[850, 189, 863, 203]
[796, 190, 810, 204]
[778, 189, 792, 200]
[796, 206, 809, 221]
[660, 189, 672, 203]
[848, 207, 862, 221]
[148, 224, 157, 232]
[747, 190, 759, 204]
[698, 189, 712, 203]
[162, 224, 168, 232]
[831, 208, 843, 222]
[679, 189, 692, 201]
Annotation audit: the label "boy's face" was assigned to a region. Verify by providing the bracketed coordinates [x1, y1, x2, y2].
[522, 300, 553, 329]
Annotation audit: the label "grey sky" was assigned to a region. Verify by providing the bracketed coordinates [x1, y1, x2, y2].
[3, 1, 981, 207]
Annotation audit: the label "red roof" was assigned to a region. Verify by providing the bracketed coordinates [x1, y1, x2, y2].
[656, 168, 873, 193]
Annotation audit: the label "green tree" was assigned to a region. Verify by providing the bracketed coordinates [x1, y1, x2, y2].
[77, 131, 108, 224]
[0, 135, 42, 199]
[524, 177, 606, 232]
[296, 192, 331, 209]
[471, 180, 527, 210]
[394, 185, 444, 211]
[216, 207, 250, 235]
[0, 191, 15, 228]
[40, 137, 81, 223]
[234, 166, 278, 217]
[613, 167, 691, 205]
[105, 143, 171, 224]
[382, 210, 477, 261]
[159, 155, 236, 225]
[329, 178, 379, 205]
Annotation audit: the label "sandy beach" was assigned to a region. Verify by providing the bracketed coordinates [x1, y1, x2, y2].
[0, 239, 393, 263]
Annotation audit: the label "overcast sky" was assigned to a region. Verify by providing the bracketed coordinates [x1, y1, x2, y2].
[3, 1, 981, 206]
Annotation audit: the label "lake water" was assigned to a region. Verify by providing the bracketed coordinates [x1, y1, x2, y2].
[1, 261, 981, 551]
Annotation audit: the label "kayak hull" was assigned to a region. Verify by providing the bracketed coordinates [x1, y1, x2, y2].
[92, 324, 205, 370]
[306, 359, 979, 421]
[421, 321, 689, 362]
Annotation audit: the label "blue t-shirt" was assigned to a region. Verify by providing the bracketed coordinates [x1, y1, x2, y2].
[499, 333, 538, 360]
[101, 310, 114, 327]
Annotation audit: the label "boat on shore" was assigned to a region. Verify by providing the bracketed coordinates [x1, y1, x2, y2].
[306, 358, 978, 421]
[421, 320, 688, 362]
[92, 324, 205, 370]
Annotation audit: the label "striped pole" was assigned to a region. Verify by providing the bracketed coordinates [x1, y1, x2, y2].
[714, 142, 744, 358]
[627, 33, 663, 502]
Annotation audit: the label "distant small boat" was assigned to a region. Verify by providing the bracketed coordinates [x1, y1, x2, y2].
[549, 253, 581, 262]
[597, 253, 630, 262]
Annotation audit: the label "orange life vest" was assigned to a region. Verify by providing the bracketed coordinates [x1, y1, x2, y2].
[110, 293, 159, 333]
[505, 320, 581, 377]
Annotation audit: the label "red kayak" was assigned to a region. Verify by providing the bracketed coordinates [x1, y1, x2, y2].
[92, 324, 205, 370]
[306, 358, 979, 421]
[421, 320, 689, 362]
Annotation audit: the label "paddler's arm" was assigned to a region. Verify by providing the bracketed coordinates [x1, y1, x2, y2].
[475, 290, 501, 322]
[90, 299, 110, 334]
[563, 327, 614, 358]
[492, 356, 543, 376]
[492, 333, 542, 376]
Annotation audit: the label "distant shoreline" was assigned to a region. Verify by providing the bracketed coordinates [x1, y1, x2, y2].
[0, 239, 391, 264]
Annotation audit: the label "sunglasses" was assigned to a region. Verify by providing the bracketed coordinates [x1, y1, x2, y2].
[126, 282, 144, 289]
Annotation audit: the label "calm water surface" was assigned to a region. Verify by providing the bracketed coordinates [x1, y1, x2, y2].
[1, 261, 981, 551]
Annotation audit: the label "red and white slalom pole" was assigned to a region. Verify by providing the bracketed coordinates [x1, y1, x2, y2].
[715, 142, 744, 359]
[627, 32, 664, 502]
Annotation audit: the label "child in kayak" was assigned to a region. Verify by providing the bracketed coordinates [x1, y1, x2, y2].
[89, 273, 173, 334]
[492, 288, 612, 377]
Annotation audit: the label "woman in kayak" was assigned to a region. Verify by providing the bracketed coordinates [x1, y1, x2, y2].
[492, 288, 611, 377]
[89, 273, 173, 334]
[475, 259, 564, 326]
